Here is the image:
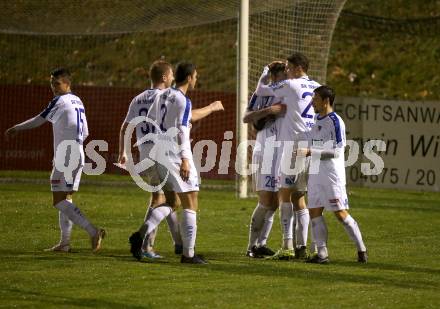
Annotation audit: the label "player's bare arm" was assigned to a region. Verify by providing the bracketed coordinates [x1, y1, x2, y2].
[180, 158, 190, 181]
[255, 62, 288, 97]
[117, 122, 129, 165]
[295, 148, 311, 157]
[296, 147, 342, 159]
[243, 102, 286, 123]
[4, 115, 47, 141]
[191, 100, 224, 122]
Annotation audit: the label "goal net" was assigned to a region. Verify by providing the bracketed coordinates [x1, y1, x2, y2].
[0, 0, 346, 193]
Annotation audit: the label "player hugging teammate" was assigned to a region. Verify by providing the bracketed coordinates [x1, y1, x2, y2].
[246, 53, 367, 264]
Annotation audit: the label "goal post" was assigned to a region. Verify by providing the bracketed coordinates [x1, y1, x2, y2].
[237, 0, 250, 198]
[240, 0, 347, 198]
[0, 0, 347, 197]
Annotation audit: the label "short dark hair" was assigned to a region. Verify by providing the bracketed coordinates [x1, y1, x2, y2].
[149, 60, 172, 84]
[286, 52, 309, 72]
[314, 85, 335, 106]
[268, 61, 286, 77]
[51, 68, 71, 82]
[174, 62, 196, 84]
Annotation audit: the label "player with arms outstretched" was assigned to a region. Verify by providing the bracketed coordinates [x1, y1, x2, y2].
[4, 68, 105, 253]
[297, 85, 367, 264]
[256, 53, 320, 260]
[243, 61, 287, 258]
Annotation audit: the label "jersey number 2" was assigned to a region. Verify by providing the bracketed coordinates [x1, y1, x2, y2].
[300, 92, 314, 119]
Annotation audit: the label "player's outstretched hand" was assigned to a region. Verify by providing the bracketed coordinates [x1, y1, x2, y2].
[4, 127, 18, 141]
[210, 101, 224, 112]
[180, 158, 190, 181]
[270, 103, 287, 116]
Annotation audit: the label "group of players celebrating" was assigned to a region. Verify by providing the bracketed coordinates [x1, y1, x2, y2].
[4, 51, 367, 265]
[244, 53, 367, 264]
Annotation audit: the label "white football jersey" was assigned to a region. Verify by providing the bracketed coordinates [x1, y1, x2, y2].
[248, 92, 282, 191]
[40, 93, 89, 161]
[308, 112, 346, 186]
[247, 92, 281, 145]
[262, 76, 320, 142]
[124, 88, 162, 153]
[147, 87, 192, 162]
[247, 92, 278, 114]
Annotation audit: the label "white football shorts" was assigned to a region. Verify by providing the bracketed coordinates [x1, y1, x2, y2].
[50, 164, 83, 192]
[139, 148, 164, 194]
[252, 150, 279, 192]
[279, 150, 309, 192]
[50, 145, 84, 192]
[307, 183, 349, 211]
[156, 157, 200, 193]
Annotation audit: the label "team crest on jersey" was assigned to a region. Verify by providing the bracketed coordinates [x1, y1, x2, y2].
[318, 126, 322, 131]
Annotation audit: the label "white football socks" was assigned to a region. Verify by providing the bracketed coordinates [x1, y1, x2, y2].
[341, 215, 367, 252]
[295, 208, 310, 248]
[248, 203, 268, 250]
[309, 226, 317, 254]
[144, 205, 172, 235]
[142, 205, 172, 250]
[54, 199, 97, 237]
[311, 216, 328, 258]
[181, 209, 197, 258]
[139, 206, 153, 239]
[258, 209, 275, 247]
[144, 227, 158, 251]
[280, 202, 294, 250]
[58, 211, 73, 245]
[166, 211, 182, 246]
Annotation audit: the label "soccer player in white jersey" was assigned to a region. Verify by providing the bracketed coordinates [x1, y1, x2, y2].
[243, 61, 287, 258]
[297, 85, 367, 264]
[4, 68, 105, 253]
[256, 53, 320, 260]
[145, 61, 217, 264]
[118, 60, 180, 260]
[118, 60, 223, 260]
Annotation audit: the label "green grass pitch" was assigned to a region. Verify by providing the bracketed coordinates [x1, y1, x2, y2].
[0, 171, 439, 308]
